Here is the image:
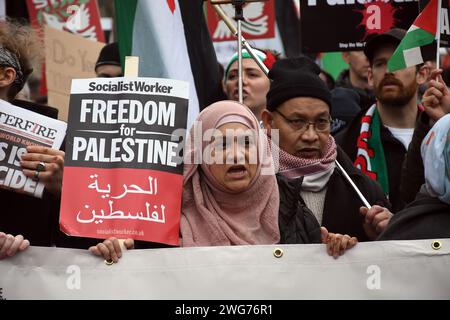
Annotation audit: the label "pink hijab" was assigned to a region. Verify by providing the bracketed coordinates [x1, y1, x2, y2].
[180, 100, 280, 247]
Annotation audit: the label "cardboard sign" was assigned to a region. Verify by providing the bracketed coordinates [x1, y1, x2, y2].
[45, 26, 104, 121]
[206, 0, 276, 41]
[0, 100, 67, 198]
[59, 77, 189, 246]
[300, 0, 419, 53]
[420, 0, 450, 47]
[26, 0, 105, 42]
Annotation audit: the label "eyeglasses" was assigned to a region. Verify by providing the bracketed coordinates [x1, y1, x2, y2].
[274, 110, 331, 133]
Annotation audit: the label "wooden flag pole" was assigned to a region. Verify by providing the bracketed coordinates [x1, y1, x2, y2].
[124, 56, 140, 77]
[110, 56, 140, 255]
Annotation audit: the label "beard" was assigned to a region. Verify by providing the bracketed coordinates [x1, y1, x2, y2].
[374, 75, 417, 107]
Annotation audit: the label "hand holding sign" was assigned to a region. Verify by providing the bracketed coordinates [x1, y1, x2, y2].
[20, 146, 65, 196]
[0, 232, 30, 260]
[89, 237, 134, 263]
[60, 58, 188, 247]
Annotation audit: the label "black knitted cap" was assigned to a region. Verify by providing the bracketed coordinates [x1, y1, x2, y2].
[266, 56, 331, 111]
[95, 42, 121, 71]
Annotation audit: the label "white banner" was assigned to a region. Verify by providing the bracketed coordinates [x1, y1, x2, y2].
[1, 239, 450, 300]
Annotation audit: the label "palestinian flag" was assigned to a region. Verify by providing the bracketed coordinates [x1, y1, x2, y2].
[114, 0, 225, 127]
[388, 0, 440, 72]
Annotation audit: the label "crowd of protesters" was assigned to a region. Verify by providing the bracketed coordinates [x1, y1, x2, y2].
[0, 18, 449, 264]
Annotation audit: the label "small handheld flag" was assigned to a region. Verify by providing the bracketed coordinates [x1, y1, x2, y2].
[388, 0, 441, 72]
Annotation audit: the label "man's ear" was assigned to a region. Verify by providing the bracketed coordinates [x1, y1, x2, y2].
[261, 109, 274, 135]
[417, 64, 430, 85]
[0, 67, 16, 88]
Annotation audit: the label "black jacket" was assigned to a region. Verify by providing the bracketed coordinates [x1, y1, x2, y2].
[335, 107, 422, 212]
[400, 112, 431, 204]
[321, 146, 390, 241]
[277, 146, 389, 242]
[378, 190, 450, 241]
[335, 69, 375, 110]
[277, 175, 322, 244]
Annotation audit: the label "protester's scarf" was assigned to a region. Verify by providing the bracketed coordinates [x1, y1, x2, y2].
[271, 136, 337, 192]
[421, 114, 450, 204]
[354, 104, 389, 194]
[181, 100, 280, 247]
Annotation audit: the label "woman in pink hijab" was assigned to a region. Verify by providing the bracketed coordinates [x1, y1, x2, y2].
[90, 101, 357, 261]
[180, 100, 280, 246]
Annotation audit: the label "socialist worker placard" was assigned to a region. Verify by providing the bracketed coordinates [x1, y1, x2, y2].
[60, 77, 188, 246]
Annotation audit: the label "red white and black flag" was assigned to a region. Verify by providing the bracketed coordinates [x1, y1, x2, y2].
[115, 0, 226, 129]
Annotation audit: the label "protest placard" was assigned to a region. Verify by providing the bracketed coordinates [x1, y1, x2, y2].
[206, 0, 276, 42]
[60, 77, 189, 246]
[206, 0, 286, 66]
[0, 100, 67, 198]
[300, 0, 419, 53]
[26, 0, 104, 42]
[45, 26, 104, 121]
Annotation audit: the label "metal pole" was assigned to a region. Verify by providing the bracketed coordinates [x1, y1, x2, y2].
[335, 160, 372, 209]
[237, 18, 243, 104]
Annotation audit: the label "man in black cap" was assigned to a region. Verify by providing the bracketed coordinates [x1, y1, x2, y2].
[95, 42, 123, 78]
[261, 56, 391, 244]
[336, 28, 429, 212]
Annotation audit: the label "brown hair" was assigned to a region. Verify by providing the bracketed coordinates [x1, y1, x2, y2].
[0, 19, 42, 100]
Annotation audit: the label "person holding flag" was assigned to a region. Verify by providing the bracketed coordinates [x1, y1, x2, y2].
[336, 25, 431, 212]
[394, 0, 450, 204]
[261, 56, 391, 243]
[89, 100, 360, 262]
[401, 67, 450, 203]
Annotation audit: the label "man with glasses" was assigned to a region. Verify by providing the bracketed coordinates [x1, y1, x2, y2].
[262, 57, 391, 243]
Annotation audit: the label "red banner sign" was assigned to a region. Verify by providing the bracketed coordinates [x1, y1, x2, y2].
[59, 78, 189, 246]
[206, 0, 275, 42]
[26, 0, 105, 42]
